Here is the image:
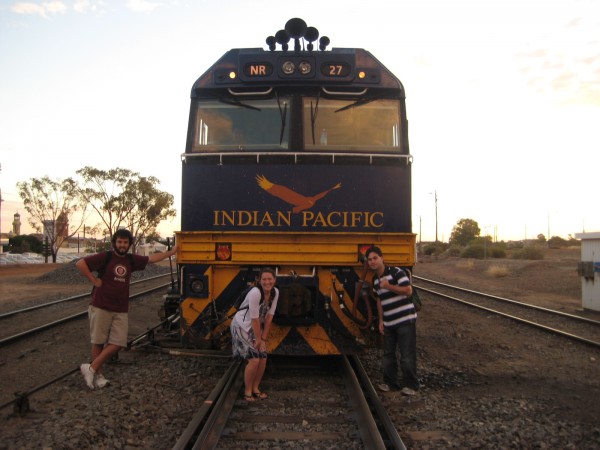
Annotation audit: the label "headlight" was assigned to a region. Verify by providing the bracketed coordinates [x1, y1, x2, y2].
[190, 278, 205, 294]
[282, 61, 295, 74]
[298, 61, 312, 75]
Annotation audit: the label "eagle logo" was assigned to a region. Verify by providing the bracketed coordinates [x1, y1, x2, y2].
[256, 175, 341, 213]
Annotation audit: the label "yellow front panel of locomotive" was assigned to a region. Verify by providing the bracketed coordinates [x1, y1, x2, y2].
[176, 231, 416, 267]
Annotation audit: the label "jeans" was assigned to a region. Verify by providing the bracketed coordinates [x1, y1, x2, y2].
[382, 320, 419, 390]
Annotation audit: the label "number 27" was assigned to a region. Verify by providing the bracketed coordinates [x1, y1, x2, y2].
[329, 65, 343, 75]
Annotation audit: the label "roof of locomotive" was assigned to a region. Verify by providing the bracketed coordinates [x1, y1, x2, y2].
[190, 47, 405, 96]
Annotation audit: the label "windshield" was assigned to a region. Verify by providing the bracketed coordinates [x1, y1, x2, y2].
[303, 98, 401, 152]
[191, 98, 290, 152]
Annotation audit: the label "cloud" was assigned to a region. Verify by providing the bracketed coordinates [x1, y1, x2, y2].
[519, 52, 600, 104]
[11, 1, 67, 18]
[513, 14, 600, 106]
[73, 0, 108, 14]
[73, 0, 90, 13]
[45, 0, 67, 14]
[126, 0, 161, 13]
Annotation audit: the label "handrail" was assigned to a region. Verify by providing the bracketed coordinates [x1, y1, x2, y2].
[182, 151, 412, 165]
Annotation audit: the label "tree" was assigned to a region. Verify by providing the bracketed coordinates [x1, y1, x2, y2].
[76, 167, 176, 251]
[17, 176, 88, 262]
[144, 230, 163, 244]
[548, 236, 567, 248]
[9, 234, 43, 254]
[449, 218, 480, 247]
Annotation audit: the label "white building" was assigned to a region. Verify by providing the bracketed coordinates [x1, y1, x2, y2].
[575, 232, 600, 312]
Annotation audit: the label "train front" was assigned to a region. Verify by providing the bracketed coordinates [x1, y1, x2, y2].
[174, 19, 415, 355]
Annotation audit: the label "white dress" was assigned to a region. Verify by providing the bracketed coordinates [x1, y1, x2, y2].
[230, 287, 278, 360]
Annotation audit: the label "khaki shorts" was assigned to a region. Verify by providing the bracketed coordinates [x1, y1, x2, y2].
[88, 305, 128, 347]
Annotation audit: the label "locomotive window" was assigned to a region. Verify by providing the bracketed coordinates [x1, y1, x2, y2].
[302, 98, 401, 153]
[191, 98, 290, 152]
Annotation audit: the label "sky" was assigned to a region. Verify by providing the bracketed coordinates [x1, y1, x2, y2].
[1, 0, 599, 243]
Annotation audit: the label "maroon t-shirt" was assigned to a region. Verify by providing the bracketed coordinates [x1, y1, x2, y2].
[84, 251, 149, 312]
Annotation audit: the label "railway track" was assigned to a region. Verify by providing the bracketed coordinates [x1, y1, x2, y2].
[173, 355, 406, 450]
[413, 276, 600, 348]
[0, 296, 179, 413]
[0, 273, 174, 346]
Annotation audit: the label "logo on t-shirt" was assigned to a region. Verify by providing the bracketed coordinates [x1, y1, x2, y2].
[113, 264, 128, 282]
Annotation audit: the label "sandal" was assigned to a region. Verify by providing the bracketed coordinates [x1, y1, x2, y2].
[243, 393, 255, 402]
[253, 391, 268, 400]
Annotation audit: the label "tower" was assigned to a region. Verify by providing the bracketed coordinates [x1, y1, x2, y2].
[12, 211, 21, 236]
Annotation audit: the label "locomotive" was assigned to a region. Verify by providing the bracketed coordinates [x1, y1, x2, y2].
[169, 18, 415, 355]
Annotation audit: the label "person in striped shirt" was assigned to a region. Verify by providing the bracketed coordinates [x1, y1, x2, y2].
[367, 245, 419, 396]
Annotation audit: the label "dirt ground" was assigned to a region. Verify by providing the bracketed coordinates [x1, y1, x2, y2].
[0, 260, 173, 311]
[1, 248, 599, 447]
[0, 247, 583, 308]
[0, 264, 91, 309]
[413, 247, 585, 314]
[407, 246, 600, 431]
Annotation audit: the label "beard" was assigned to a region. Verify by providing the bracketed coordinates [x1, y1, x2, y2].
[114, 246, 130, 256]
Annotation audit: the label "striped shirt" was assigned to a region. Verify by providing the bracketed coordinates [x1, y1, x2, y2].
[373, 266, 417, 328]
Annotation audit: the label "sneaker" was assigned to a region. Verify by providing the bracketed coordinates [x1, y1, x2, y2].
[80, 363, 95, 390]
[401, 387, 418, 396]
[377, 383, 391, 392]
[95, 374, 109, 388]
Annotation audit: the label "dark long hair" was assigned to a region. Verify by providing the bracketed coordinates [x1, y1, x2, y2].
[258, 267, 277, 301]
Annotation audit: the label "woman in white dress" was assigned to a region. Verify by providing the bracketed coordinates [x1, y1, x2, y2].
[230, 268, 279, 401]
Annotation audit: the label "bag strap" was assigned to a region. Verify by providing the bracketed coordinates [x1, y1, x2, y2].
[96, 251, 113, 279]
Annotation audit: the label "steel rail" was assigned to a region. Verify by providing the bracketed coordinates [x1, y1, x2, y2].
[349, 355, 407, 450]
[0, 282, 172, 347]
[0, 309, 181, 413]
[179, 355, 405, 449]
[0, 272, 173, 320]
[341, 355, 387, 450]
[127, 313, 179, 348]
[415, 284, 600, 349]
[4, 367, 81, 414]
[414, 275, 600, 326]
[190, 362, 244, 450]
[171, 361, 242, 450]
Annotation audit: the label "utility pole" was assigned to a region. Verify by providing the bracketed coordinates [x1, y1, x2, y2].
[429, 190, 438, 243]
[418, 215, 422, 257]
[434, 190, 438, 243]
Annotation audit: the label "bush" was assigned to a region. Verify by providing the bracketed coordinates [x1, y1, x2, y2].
[487, 264, 510, 277]
[444, 246, 462, 257]
[511, 246, 545, 260]
[8, 234, 43, 254]
[548, 236, 566, 248]
[456, 259, 476, 270]
[488, 246, 506, 258]
[423, 242, 448, 256]
[506, 241, 524, 250]
[461, 244, 484, 259]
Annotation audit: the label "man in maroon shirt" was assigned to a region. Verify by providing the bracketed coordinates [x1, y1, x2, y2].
[75, 229, 177, 389]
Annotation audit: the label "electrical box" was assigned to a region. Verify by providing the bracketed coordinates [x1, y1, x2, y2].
[575, 232, 600, 312]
